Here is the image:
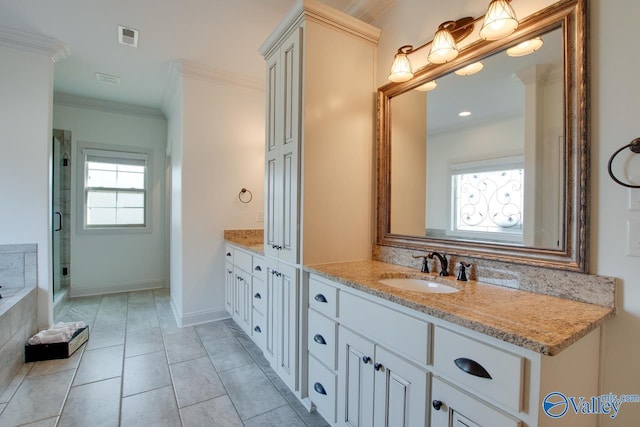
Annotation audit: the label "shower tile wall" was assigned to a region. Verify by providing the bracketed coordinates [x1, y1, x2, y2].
[53, 129, 71, 295]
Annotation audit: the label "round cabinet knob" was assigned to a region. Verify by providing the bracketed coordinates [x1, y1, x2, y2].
[432, 400, 443, 411]
[374, 363, 383, 371]
[362, 356, 371, 364]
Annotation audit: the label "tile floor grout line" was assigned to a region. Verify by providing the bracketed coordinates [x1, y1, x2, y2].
[158, 291, 185, 427]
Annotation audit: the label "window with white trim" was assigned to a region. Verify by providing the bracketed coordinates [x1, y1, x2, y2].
[82, 148, 148, 228]
[450, 156, 524, 242]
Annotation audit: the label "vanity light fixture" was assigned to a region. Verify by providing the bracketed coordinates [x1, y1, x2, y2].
[415, 80, 438, 91]
[506, 37, 543, 57]
[480, 0, 519, 40]
[454, 61, 484, 76]
[387, 0, 519, 82]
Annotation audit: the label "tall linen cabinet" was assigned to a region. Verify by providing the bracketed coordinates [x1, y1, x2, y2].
[259, 0, 380, 397]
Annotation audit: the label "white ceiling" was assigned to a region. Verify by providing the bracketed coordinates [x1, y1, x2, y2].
[0, 0, 388, 111]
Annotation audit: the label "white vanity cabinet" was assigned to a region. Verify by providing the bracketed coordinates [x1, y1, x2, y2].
[306, 272, 603, 427]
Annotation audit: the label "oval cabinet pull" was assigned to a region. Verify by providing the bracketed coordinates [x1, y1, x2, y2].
[314, 294, 327, 303]
[254, 326, 262, 333]
[226, 252, 231, 257]
[362, 356, 371, 364]
[432, 400, 443, 411]
[454, 357, 493, 379]
[313, 334, 327, 345]
[254, 293, 261, 299]
[254, 265, 262, 272]
[314, 382, 327, 395]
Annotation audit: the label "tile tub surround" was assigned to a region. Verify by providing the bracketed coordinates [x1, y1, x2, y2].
[0, 244, 38, 398]
[224, 229, 264, 254]
[373, 244, 616, 308]
[306, 260, 614, 356]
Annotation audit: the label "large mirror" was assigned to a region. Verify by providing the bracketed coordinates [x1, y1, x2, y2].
[377, 0, 588, 272]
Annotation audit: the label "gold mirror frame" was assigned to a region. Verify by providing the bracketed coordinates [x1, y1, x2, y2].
[376, 0, 589, 272]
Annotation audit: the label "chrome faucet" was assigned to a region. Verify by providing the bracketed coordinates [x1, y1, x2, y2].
[428, 251, 449, 276]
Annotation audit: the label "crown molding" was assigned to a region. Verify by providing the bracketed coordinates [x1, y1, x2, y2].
[178, 60, 264, 93]
[259, 0, 381, 58]
[54, 92, 165, 120]
[345, 0, 398, 24]
[0, 25, 70, 62]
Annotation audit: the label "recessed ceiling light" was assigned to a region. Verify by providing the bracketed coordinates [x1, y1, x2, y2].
[454, 62, 484, 76]
[459, 111, 471, 117]
[118, 25, 139, 47]
[96, 72, 120, 86]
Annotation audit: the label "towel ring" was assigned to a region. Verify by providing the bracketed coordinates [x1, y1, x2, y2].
[239, 188, 253, 203]
[607, 138, 640, 188]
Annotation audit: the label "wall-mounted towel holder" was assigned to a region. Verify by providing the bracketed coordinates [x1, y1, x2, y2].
[607, 138, 640, 188]
[239, 188, 253, 203]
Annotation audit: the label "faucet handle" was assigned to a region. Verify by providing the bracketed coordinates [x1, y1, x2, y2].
[457, 261, 471, 281]
[412, 255, 429, 273]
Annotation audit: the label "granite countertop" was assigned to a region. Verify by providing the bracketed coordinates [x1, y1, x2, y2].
[306, 260, 614, 356]
[224, 230, 264, 255]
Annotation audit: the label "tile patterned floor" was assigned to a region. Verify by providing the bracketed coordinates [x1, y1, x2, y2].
[0, 289, 329, 427]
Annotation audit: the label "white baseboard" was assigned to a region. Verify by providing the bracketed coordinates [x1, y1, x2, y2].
[70, 280, 166, 297]
[177, 307, 230, 328]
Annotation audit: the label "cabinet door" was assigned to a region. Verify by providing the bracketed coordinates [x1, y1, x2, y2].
[337, 326, 375, 427]
[373, 347, 429, 427]
[233, 268, 251, 333]
[225, 262, 234, 315]
[276, 262, 299, 390]
[430, 377, 520, 427]
[264, 27, 301, 264]
[264, 261, 278, 367]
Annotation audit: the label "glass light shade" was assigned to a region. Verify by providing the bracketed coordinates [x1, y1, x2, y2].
[415, 80, 437, 92]
[454, 62, 484, 76]
[480, 0, 518, 41]
[506, 37, 544, 57]
[388, 52, 414, 82]
[428, 28, 459, 64]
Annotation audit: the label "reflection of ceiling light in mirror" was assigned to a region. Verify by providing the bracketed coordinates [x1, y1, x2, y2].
[415, 80, 438, 92]
[454, 62, 484, 76]
[459, 111, 472, 117]
[506, 37, 544, 57]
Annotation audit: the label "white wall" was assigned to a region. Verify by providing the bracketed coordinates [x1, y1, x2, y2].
[165, 65, 265, 326]
[374, 0, 640, 423]
[0, 44, 56, 329]
[52, 104, 167, 296]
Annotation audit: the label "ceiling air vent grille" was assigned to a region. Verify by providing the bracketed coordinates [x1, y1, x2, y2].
[96, 73, 120, 86]
[118, 25, 139, 47]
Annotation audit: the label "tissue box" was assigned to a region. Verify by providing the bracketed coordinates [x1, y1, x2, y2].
[24, 326, 89, 362]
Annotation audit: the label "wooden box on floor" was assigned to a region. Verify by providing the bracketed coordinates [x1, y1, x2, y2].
[24, 326, 89, 362]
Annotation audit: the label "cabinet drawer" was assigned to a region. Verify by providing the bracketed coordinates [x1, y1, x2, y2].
[252, 277, 266, 315]
[339, 291, 430, 366]
[431, 377, 520, 427]
[308, 355, 337, 424]
[252, 255, 267, 283]
[252, 308, 266, 351]
[308, 309, 338, 370]
[309, 277, 338, 318]
[433, 327, 524, 412]
[234, 249, 252, 273]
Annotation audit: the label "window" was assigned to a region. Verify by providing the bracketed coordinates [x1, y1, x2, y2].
[450, 157, 524, 242]
[82, 148, 149, 229]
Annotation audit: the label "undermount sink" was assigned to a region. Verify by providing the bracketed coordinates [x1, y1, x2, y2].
[379, 278, 460, 294]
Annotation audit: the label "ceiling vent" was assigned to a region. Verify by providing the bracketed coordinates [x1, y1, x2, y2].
[96, 72, 120, 86]
[118, 25, 139, 47]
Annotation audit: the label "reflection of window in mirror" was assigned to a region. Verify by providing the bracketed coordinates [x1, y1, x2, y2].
[447, 157, 524, 244]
